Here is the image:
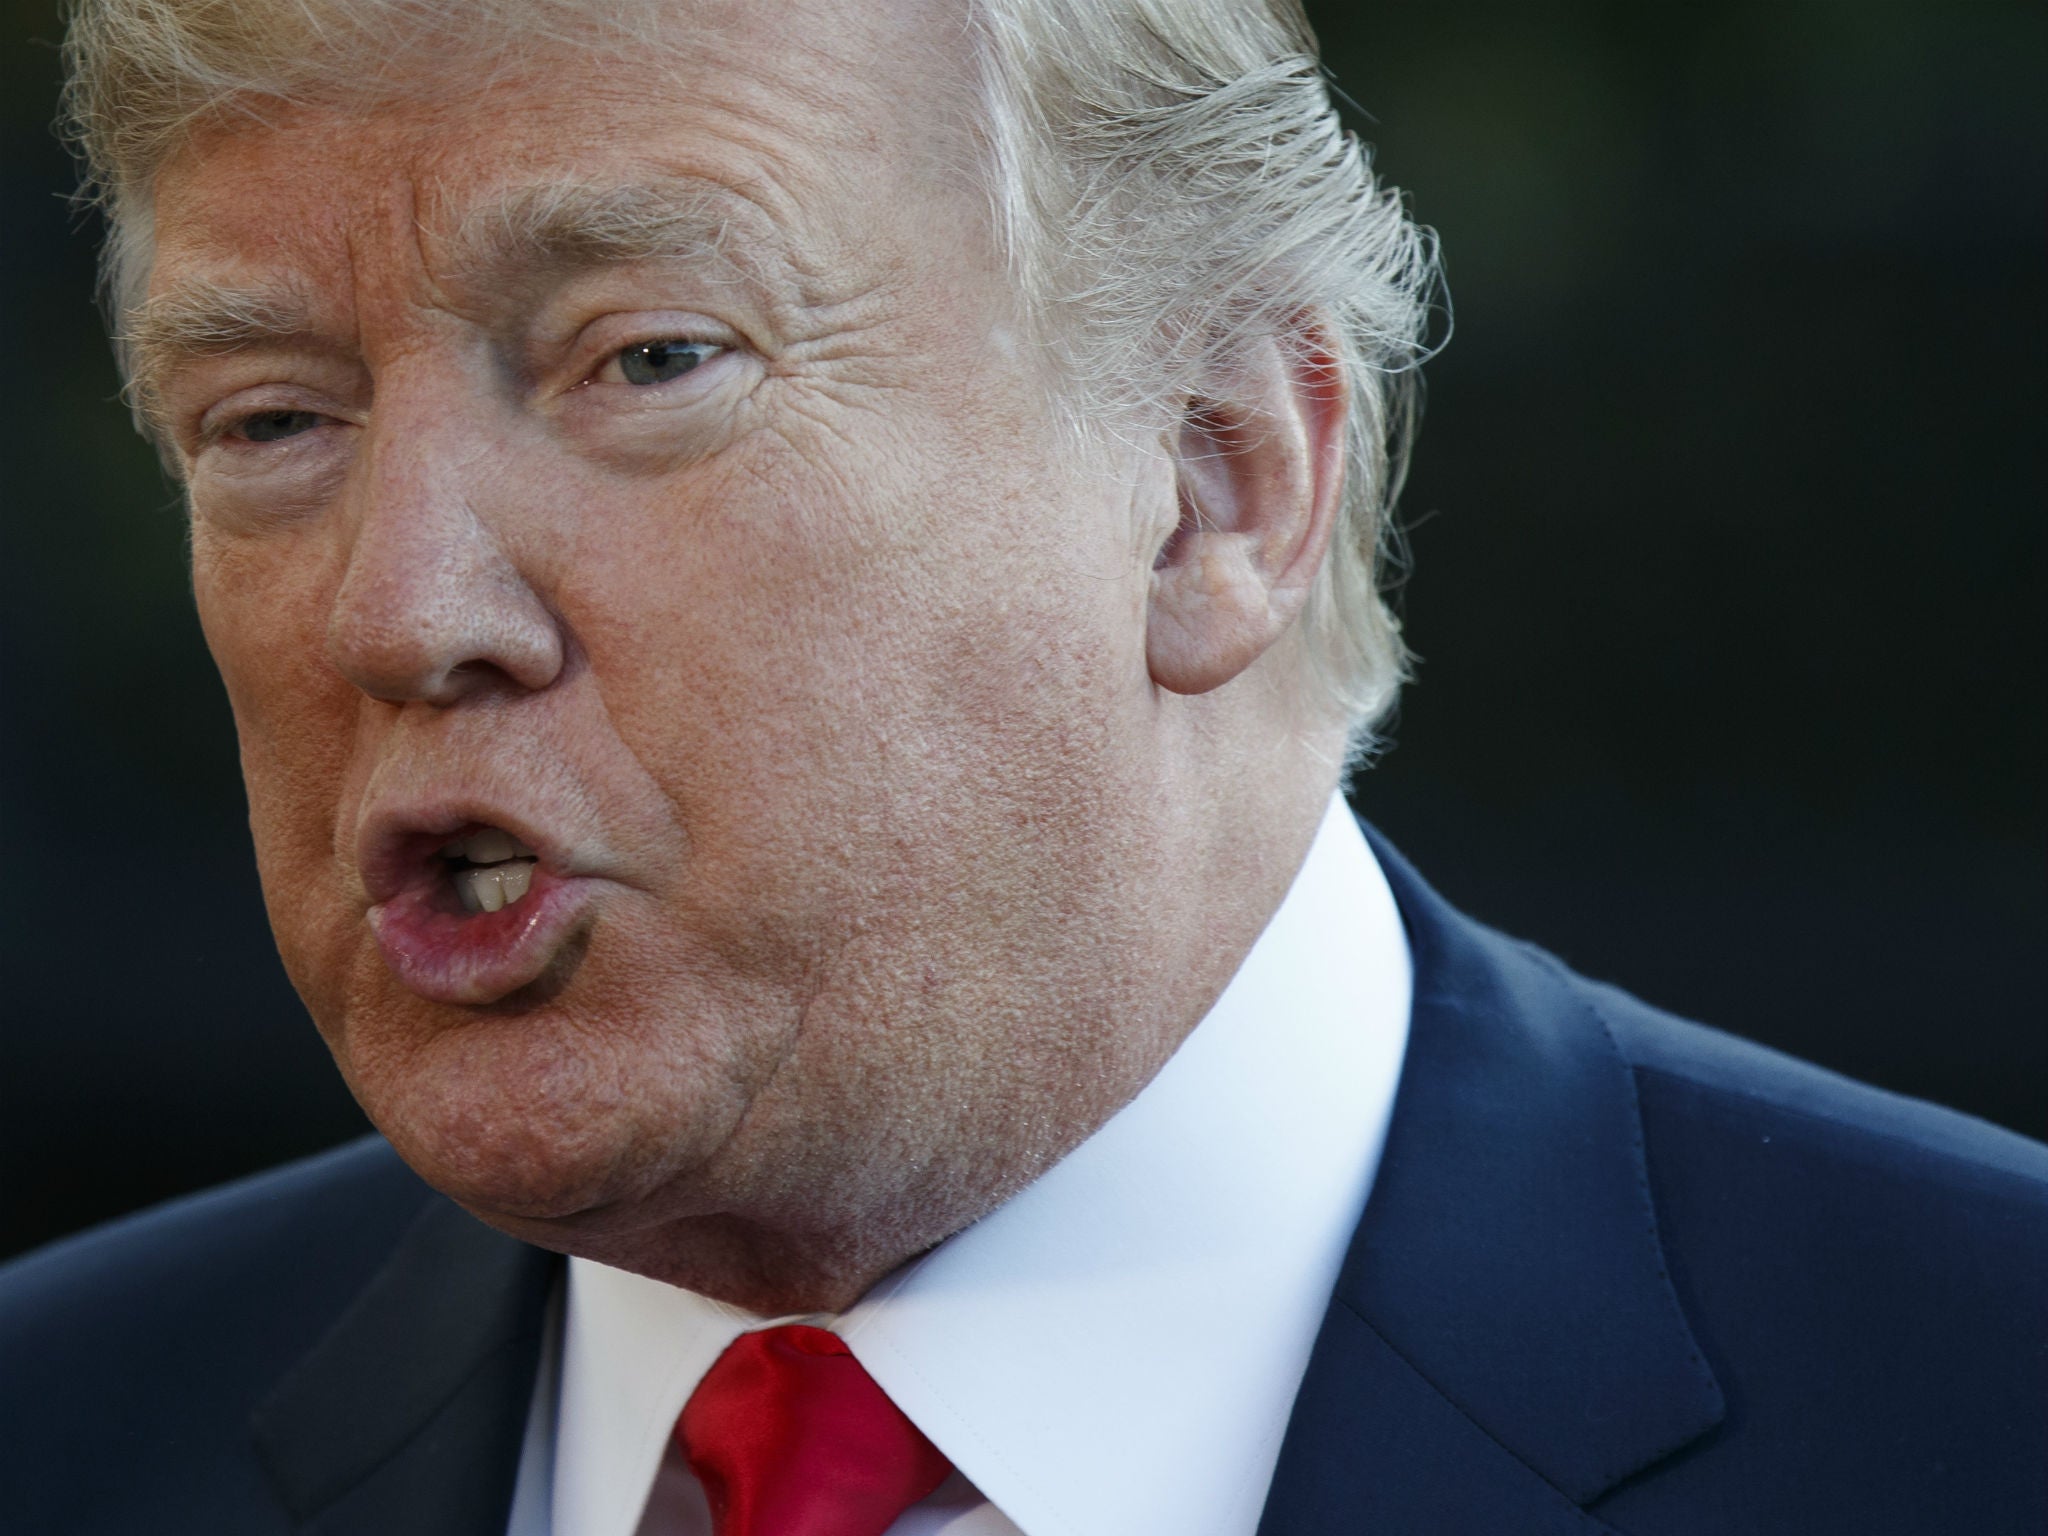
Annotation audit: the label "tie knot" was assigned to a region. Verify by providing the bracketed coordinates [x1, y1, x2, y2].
[676, 1325, 954, 1536]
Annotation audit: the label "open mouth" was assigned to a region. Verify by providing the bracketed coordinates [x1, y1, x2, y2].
[439, 827, 541, 914]
[364, 812, 595, 1005]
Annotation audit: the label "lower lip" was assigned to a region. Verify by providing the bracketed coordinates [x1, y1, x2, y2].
[369, 867, 595, 1005]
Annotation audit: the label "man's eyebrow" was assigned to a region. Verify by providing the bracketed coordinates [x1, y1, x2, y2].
[442, 178, 773, 288]
[123, 277, 317, 429]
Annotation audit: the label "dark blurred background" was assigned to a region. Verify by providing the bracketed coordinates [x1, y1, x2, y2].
[2, 0, 2041, 1262]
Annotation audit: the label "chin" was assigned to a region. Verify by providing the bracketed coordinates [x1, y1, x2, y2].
[325, 980, 756, 1234]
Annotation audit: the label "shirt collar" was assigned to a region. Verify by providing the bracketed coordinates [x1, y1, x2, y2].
[545, 793, 1412, 1536]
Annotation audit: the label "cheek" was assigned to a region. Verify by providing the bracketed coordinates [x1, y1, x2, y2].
[191, 529, 359, 927]
[556, 431, 1145, 903]
[192, 526, 335, 733]
[555, 445, 943, 786]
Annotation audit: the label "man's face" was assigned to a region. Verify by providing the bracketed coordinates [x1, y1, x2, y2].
[146, 0, 1184, 1280]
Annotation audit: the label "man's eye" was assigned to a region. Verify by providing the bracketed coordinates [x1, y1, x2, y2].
[232, 409, 326, 444]
[612, 340, 718, 387]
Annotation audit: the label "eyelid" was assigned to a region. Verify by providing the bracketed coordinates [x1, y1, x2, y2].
[195, 409, 321, 454]
[589, 338, 727, 388]
[559, 310, 738, 387]
[194, 383, 346, 446]
[169, 345, 361, 438]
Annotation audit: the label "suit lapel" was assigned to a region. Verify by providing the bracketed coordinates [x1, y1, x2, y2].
[250, 1195, 559, 1536]
[1260, 826, 1724, 1533]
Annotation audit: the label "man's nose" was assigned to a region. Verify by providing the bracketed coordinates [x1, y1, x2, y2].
[323, 418, 564, 707]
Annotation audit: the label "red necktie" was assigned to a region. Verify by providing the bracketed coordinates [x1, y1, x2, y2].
[675, 1324, 954, 1536]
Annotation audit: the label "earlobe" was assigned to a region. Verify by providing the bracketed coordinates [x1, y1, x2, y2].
[1145, 327, 1347, 697]
[1146, 524, 1283, 696]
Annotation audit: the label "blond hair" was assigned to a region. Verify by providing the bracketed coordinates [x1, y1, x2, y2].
[62, 0, 1439, 754]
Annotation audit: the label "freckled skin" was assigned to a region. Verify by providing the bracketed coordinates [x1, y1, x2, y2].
[155, 0, 1345, 1312]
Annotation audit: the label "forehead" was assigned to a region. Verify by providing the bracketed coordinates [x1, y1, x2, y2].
[145, 0, 980, 298]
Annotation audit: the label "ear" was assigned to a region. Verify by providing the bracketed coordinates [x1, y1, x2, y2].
[1146, 323, 1348, 696]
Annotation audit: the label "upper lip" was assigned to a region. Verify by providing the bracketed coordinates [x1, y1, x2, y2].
[356, 800, 567, 906]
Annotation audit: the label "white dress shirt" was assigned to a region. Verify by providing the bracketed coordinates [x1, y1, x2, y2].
[505, 793, 1412, 1536]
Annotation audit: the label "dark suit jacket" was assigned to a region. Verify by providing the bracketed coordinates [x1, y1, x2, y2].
[5, 829, 2044, 1534]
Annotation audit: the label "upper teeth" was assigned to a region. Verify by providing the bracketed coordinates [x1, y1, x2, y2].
[440, 827, 540, 915]
[455, 861, 533, 914]
[441, 828, 535, 864]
